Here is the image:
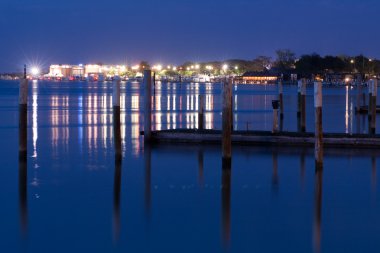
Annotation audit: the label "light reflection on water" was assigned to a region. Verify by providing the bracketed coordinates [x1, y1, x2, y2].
[0, 80, 379, 252]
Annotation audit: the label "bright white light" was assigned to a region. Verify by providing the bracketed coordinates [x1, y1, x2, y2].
[132, 65, 140, 70]
[345, 77, 350, 83]
[31, 67, 40, 76]
[235, 66, 238, 70]
[195, 64, 200, 69]
[187, 67, 190, 71]
[223, 64, 228, 70]
[173, 67, 177, 71]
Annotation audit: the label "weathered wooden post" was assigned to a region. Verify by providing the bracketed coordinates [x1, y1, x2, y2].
[19, 64, 28, 236]
[272, 100, 279, 133]
[19, 65, 28, 161]
[278, 78, 284, 119]
[370, 79, 377, 135]
[222, 78, 233, 166]
[113, 77, 122, 160]
[314, 80, 323, 169]
[144, 70, 152, 142]
[301, 78, 307, 133]
[297, 80, 301, 131]
[368, 80, 373, 121]
[198, 95, 204, 130]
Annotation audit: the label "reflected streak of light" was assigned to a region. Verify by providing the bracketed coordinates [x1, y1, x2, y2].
[131, 95, 139, 111]
[156, 112, 162, 131]
[131, 112, 140, 156]
[186, 95, 190, 111]
[167, 95, 171, 111]
[167, 114, 171, 130]
[173, 95, 176, 111]
[205, 112, 213, 130]
[78, 96, 83, 150]
[345, 86, 349, 134]
[173, 113, 177, 129]
[32, 93, 38, 158]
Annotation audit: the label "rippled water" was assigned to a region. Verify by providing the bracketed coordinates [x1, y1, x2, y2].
[1, 80, 379, 253]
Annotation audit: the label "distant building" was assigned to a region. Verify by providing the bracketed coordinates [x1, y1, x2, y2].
[49, 65, 84, 78]
[236, 71, 278, 84]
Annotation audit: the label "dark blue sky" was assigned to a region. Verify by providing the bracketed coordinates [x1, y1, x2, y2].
[0, 0, 379, 72]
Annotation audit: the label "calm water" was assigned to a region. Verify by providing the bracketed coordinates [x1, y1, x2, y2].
[1, 80, 380, 253]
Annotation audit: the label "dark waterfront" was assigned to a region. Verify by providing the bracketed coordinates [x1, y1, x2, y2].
[1, 80, 380, 253]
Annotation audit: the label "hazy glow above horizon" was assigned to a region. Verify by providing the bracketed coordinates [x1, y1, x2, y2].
[0, 0, 379, 72]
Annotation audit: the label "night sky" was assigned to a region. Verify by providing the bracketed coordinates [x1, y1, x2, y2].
[0, 0, 379, 72]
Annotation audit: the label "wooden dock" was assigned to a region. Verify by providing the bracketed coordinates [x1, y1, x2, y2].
[143, 129, 380, 149]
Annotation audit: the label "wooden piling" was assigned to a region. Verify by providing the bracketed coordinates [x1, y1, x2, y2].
[198, 95, 204, 130]
[278, 78, 284, 119]
[113, 77, 122, 160]
[222, 78, 233, 166]
[19, 64, 28, 235]
[272, 100, 279, 133]
[19, 65, 28, 161]
[370, 79, 377, 135]
[314, 81, 323, 168]
[301, 78, 307, 132]
[297, 80, 302, 119]
[144, 70, 152, 142]
[368, 80, 373, 121]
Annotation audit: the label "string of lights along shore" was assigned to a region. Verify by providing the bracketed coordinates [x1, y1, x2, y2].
[3, 52, 378, 85]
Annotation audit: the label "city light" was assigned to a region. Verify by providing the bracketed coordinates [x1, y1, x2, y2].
[131, 65, 140, 70]
[235, 66, 239, 70]
[31, 67, 40, 76]
[222, 64, 228, 70]
[195, 64, 200, 69]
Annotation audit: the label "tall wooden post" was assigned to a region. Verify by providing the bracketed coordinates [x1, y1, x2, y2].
[222, 78, 233, 166]
[370, 79, 377, 135]
[113, 77, 122, 160]
[19, 65, 28, 161]
[314, 81, 323, 169]
[301, 78, 307, 132]
[144, 70, 152, 142]
[19, 64, 28, 236]
[198, 95, 204, 130]
[272, 100, 279, 133]
[297, 79, 302, 131]
[368, 80, 373, 121]
[278, 78, 284, 119]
